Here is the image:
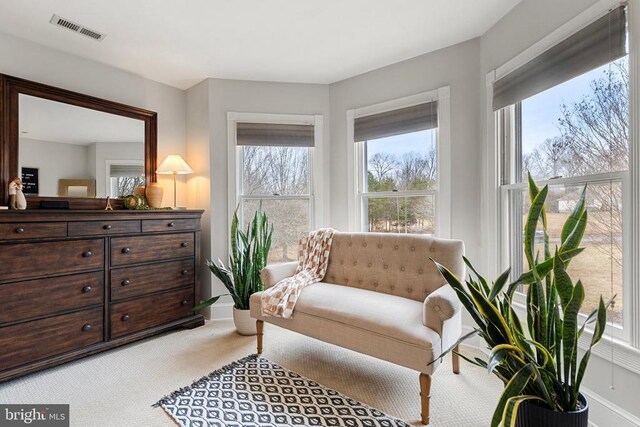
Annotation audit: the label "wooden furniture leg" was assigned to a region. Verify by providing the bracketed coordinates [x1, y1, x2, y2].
[452, 344, 460, 374]
[256, 320, 264, 355]
[419, 373, 431, 425]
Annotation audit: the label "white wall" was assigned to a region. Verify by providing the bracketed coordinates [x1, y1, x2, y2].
[329, 38, 482, 263]
[0, 31, 187, 206]
[19, 138, 90, 196]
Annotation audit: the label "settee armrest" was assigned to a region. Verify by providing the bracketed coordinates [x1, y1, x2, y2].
[423, 285, 461, 335]
[260, 262, 298, 289]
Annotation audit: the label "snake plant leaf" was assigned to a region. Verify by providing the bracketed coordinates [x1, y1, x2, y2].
[524, 185, 548, 270]
[575, 297, 608, 405]
[193, 294, 227, 312]
[467, 282, 514, 345]
[464, 256, 490, 296]
[491, 363, 536, 427]
[509, 247, 584, 288]
[562, 280, 584, 406]
[561, 185, 587, 243]
[488, 344, 525, 375]
[428, 328, 479, 366]
[560, 209, 588, 255]
[488, 267, 511, 301]
[432, 261, 487, 329]
[528, 172, 547, 230]
[502, 395, 546, 427]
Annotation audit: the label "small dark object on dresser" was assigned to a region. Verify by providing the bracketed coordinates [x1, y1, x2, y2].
[39, 200, 70, 209]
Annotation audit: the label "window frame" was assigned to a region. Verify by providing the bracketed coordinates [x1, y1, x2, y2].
[105, 159, 144, 198]
[347, 87, 451, 238]
[484, 0, 640, 368]
[227, 112, 325, 253]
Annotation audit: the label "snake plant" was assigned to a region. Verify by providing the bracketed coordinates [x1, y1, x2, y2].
[432, 174, 613, 427]
[194, 204, 273, 311]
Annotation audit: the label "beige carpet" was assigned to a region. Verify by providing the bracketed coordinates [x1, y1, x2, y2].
[0, 320, 501, 427]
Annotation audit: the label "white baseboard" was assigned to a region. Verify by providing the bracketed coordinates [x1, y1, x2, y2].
[210, 302, 233, 320]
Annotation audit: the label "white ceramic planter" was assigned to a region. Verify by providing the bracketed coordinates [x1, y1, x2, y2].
[233, 307, 257, 336]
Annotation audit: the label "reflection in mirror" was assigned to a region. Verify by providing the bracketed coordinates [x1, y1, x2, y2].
[18, 94, 145, 198]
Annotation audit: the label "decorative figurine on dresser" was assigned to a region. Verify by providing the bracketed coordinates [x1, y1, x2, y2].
[0, 73, 205, 382]
[8, 177, 26, 210]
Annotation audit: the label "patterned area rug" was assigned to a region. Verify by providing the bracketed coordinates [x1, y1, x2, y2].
[155, 354, 409, 427]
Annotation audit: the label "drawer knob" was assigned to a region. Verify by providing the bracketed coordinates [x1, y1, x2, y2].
[181, 269, 189, 275]
[122, 314, 130, 321]
[181, 242, 189, 248]
[15, 227, 25, 234]
[122, 247, 131, 254]
[181, 300, 189, 306]
[82, 324, 93, 332]
[103, 224, 112, 230]
[168, 222, 175, 227]
[82, 286, 92, 293]
[83, 251, 93, 257]
[121, 279, 131, 286]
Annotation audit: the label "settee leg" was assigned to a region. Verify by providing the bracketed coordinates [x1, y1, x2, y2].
[419, 373, 431, 425]
[256, 320, 264, 355]
[452, 345, 460, 374]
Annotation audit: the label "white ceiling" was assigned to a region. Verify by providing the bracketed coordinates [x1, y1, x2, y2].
[19, 94, 144, 145]
[0, 0, 520, 90]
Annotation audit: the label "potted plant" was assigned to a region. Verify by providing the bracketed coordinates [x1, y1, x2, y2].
[194, 205, 272, 335]
[433, 174, 613, 427]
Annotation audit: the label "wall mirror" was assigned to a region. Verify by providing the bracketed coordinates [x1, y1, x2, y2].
[0, 74, 157, 208]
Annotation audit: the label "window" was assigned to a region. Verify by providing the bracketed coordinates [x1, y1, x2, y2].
[351, 90, 450, 236]
[495, 7, 629, 332]
[230, 117, 322, 264]
[108, 163, 144, 197]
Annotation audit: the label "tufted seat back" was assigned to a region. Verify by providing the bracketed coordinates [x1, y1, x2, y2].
[323, 232, 465, 302]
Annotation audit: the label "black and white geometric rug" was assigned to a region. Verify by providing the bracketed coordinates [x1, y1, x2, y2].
[154, 354, 409, 427]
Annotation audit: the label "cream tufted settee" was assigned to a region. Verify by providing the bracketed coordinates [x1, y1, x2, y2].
[249, 231, 465, 425]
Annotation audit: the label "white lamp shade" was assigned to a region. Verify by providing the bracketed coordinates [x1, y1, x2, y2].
[156, 154, 193, 175]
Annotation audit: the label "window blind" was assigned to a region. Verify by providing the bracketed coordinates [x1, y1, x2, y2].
[492, 5, 627, 111]
[354, 101, 438, 142]
[110, 164, 144, 177]
[236, 122, 315, 147]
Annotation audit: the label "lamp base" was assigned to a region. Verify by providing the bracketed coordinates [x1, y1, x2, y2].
[170, 206, 188, 210]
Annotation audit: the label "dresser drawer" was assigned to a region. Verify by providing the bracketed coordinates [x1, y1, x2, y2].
[142, 218, 197, 233]
[111, 258, 194, 301]
[0, 272, 103, 324]
[0, 239, 104, 282]
[0, 222, 67, 240]
[68, 220, 141, 236]
[0, 308, 103, 371]
[110, 288, 193, 338]
[111, 233, 195, 266]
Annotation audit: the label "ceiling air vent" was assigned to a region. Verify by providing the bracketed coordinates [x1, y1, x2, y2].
[49, 14, 106, 41]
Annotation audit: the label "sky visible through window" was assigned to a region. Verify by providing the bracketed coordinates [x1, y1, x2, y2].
[365, 129, 436, 158]
[521, 63, 613, 156]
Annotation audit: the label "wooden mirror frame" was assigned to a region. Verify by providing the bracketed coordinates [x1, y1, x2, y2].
[0, 74, 157, 208]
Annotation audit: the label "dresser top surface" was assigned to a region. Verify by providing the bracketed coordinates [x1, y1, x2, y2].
[0, 209, 204, 222]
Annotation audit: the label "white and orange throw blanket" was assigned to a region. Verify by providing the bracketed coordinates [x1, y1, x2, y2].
[261, 228, 336, 319]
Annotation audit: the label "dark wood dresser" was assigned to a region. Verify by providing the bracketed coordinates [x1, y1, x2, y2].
[0, 209, 205, 382]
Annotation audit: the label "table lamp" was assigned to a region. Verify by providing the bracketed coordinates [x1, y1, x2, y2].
[156, 154, 193, 209]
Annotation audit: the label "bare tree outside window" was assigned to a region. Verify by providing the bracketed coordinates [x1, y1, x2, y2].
[241, 146, 310, 263]
[517, 57, 628, 325]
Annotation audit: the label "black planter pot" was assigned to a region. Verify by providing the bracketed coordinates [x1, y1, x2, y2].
[516, 394, 588, 427]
